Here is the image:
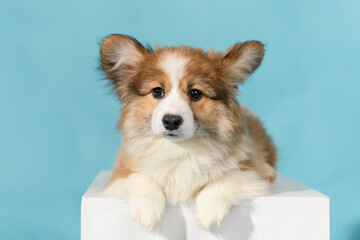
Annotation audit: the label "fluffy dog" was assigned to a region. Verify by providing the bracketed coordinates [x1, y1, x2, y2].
[100, 34, 277, 231]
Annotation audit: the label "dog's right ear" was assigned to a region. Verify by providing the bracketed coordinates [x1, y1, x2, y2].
[100, 34, 149, 96]
[222, 41, 264, 86]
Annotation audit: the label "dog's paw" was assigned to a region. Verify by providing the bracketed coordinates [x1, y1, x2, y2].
[195, 194, 231, 230]
[261, 163, 276, 183]
[128, 196, 165, 231]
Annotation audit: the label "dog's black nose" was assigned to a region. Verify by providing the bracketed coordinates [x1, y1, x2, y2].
[162, 114, 183, 131]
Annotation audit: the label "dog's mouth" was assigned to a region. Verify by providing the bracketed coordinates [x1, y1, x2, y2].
[162, 131, 183, 140]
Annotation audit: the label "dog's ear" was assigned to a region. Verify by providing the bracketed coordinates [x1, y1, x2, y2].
[100, 34, 149, 95]
[222, 41, 264, 86]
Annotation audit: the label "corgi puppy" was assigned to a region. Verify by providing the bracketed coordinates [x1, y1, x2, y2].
[100, 34, 277, 231]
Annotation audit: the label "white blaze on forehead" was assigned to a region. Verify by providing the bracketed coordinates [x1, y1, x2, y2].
[159, 53, 188, 88]
[151, 53, 195, 139]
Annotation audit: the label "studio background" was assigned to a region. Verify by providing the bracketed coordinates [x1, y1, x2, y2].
[1, 0, 359, 239]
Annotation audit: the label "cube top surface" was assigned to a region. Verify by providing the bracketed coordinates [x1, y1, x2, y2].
[82, 171, 329, 206]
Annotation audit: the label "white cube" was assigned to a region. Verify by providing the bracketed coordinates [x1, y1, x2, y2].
[81, 171, 329, 240]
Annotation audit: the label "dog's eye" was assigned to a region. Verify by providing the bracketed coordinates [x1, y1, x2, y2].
[189, 89, 203, 101]
[152, 87, 164, 99]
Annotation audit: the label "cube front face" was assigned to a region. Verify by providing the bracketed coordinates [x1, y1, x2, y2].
[81, 199, 186, 240]
[81, 172, 330, 240]
[182, 202, 330, 240]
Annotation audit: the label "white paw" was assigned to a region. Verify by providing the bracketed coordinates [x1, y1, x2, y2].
[128, 196, 165, 231]
[195, 195, 231, 230]
[261, 163, 276, 183]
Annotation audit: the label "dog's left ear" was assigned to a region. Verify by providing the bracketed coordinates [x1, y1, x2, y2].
[222, 41, 264, 86]
[100, 34, 149, 98]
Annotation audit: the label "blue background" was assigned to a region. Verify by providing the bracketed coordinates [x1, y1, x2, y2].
[1, 0, 359, 239]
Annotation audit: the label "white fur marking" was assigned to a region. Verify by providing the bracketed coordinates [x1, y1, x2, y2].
[151, 53, 195, 139]
[159, 53, 187, 87]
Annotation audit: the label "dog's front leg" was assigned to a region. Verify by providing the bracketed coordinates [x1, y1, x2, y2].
[195, 170, 271, 230]
[105, 173, 165, 231]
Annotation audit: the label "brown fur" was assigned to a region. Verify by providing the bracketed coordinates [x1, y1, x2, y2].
[109, 148, 138, 182]
[246, 109, 277, 167]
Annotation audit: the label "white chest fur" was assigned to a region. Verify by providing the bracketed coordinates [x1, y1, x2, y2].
[125, 135, 252, 204]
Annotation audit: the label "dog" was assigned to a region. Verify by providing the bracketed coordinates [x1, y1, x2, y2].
[100, 34, 277, 231]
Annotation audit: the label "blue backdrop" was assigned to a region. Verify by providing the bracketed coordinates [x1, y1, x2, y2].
[1, 0, 359, 239]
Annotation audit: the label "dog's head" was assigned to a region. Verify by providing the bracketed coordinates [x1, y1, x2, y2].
[100, 34, 264, 141]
